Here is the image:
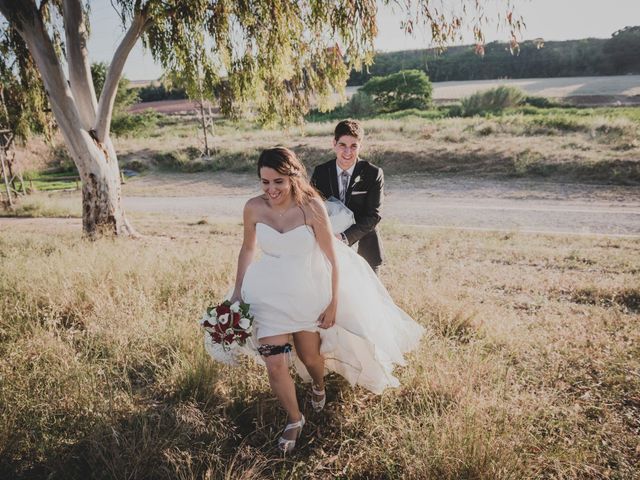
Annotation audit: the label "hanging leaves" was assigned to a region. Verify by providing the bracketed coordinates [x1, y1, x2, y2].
[0, 26, 52, 142]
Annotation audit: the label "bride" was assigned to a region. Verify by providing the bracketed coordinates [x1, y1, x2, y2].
[224, 147, 424, 453]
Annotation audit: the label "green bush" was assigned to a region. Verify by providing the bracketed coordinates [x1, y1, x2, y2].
[443, 103, 464, 117]
[50, 145, 77, 173]
[111, 111, 161, 137]
[121, 160, 149, 173]
[524, 95, 561, 108]
[528, 115, 584, 133]
[361, 69, 433, 112]
[461, 86, 526, 117]
[153, 150, 193, 170]
[137, 84, 188, 102]
[344, 91, 378, 117]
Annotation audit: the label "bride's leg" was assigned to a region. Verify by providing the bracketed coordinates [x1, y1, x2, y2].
[293, 331, 325, 392]
[259, 334, 302, 441]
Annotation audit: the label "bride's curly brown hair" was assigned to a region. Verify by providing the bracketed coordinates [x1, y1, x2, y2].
[257, 147, 319, 206]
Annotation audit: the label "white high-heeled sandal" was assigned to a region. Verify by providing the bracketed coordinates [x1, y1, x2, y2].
[278, 415, 305, 453]
[311, 385, 326, 412]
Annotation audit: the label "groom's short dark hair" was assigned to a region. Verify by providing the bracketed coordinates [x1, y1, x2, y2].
[334, 119, 364, 142]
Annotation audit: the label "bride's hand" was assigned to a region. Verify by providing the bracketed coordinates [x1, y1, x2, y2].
[318, 301, 337, 329]
[230, 291, 242, 304]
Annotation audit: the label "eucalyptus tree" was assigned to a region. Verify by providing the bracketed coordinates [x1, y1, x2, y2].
[0, 0, 522, 238]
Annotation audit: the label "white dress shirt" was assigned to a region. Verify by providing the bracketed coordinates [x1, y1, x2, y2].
[336, 161, 358, 243]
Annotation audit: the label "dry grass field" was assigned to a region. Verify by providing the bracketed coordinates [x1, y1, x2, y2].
[2, 98, 640, 478]
[1, 215, 638, 479]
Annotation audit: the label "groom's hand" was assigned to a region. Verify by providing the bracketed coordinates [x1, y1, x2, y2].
[334, 233, 348, 244]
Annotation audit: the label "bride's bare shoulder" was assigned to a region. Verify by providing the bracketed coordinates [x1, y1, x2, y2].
[245, 195, 268, 211]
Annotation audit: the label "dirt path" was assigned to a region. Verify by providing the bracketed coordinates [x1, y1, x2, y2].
[2, 173, 639, 237]
[121, 174, 640, 237]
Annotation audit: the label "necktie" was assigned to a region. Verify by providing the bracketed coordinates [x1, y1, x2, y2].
[340, 170, 350, 203]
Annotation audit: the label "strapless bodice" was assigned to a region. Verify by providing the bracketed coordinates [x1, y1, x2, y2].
[256, 222, 316, 258]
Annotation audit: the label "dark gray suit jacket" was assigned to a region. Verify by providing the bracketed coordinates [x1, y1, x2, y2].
[311, 159, 384, 268]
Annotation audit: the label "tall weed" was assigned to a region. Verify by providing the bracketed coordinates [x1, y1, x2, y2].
[461, 86, 526, 116]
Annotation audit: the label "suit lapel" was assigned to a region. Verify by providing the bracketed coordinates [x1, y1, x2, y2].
[328, 159, 340, 200]
[345, 160, 364, 205]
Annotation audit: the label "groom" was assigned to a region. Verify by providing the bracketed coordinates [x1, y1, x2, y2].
[311, 119, 384, 273]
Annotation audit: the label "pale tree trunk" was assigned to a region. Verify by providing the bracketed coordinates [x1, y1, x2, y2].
[0, 0, 146, 238]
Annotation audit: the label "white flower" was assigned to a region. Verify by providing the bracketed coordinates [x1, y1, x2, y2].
[200, 312, 217, 326]
[230, 301, 241, 313]
[353, 175, 361, 184]
[218, 313, 229, 325]
[239, 317, 251, 329]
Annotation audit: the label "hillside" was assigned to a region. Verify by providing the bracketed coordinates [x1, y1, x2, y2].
[349, 26, 640, 84]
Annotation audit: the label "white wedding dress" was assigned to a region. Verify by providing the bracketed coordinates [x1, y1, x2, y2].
[208, 220, 424, 394]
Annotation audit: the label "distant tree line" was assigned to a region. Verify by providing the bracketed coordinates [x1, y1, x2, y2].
[349, 26, 640, 85]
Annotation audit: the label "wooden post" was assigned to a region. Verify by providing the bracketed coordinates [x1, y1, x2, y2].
[0, 149, 13, 207]
[199, 97, 210, 157]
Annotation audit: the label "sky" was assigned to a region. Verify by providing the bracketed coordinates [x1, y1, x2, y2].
[86, 0, 640, 81]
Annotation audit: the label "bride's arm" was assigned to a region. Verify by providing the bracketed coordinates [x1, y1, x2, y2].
[310, 198, 339, 329]
[230, 200, 258, 302]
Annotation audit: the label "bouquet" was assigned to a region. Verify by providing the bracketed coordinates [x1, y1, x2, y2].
[199, 300, 254, 364]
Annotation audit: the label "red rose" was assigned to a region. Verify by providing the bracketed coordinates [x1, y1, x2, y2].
[232, 312, 241, 327]
[224, 333, 234, 343]
[215, 304, 231, 316]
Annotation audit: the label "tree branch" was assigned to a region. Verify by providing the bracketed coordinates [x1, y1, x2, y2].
[38, 0, 50, 16]
[93, 9, 150, 143]
[62, 0, 98, 129]
[0, 0, 85, 156]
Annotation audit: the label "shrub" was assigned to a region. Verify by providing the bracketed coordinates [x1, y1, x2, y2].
[444, 103, 464, 117]
[153, 150, 192, 170]
[50, 144, 77, 173]
[361, 69, 433, 112]
[344, 91, 378, 117]
[137, 84, 188, 102]
[111, 111, 161, 137]
[524, 95, 561, 108]
[461, 86, 526, 116]
[528, 115, 584, 133]
[121, 160, 149, 173]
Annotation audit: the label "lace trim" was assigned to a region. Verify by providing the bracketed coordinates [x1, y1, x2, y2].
[258, 343, 293, 357]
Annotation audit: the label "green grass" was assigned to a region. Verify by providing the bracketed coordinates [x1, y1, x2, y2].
[1, 171, 80, 194]
[13, 103, 640, 191]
